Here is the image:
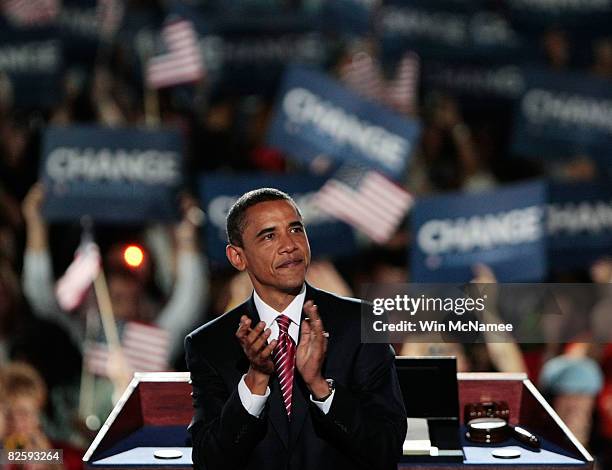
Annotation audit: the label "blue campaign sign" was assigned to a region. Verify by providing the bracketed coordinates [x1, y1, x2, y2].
[41, 126, 183, 223]
[422, 60, 526, 106]
[199, 15, 328, 96]
[0, 25, 63, 108]
[199, 173, 358, 265]
[320, 0, 376, 37]
[411, 180, 548, 282]
[548, 181, 612, 269]
[58, 0, 103, 66]
[379, 0, 530, 63]
[512, 68, 612, 163]
[267, 64, 421, 181]
[504, 0, 612, 33]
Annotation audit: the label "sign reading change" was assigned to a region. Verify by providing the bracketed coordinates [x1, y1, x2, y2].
[411, 180, 548, 282]
[41, 126, 183, 223]
[267, 64, 420, 181]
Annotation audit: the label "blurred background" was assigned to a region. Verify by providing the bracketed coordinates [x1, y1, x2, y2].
[0, 0, 611, 468]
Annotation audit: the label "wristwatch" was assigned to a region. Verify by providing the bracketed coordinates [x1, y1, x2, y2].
[312, 378, 335, 402]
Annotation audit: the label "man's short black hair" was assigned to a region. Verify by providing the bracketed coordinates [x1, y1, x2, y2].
[226, 188, 301, 247]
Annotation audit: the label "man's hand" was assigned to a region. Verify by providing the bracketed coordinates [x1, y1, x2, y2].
[296, 301, 329, 398]
[236, 315, 277, 394]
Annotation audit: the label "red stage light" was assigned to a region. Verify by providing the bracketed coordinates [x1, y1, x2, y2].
[123, 245, 144, 268]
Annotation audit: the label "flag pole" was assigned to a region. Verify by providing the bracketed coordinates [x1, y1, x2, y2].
[142, 38, 160, 127]
[76, 216, 122, 433]
[78, 295, 99, 429]
[93, 269, 121, 349]
[81, 216, 121, 350]
[144, 84, 160, 127]
[135, 22, 160, 127]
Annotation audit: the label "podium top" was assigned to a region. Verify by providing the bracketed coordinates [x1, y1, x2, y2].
[83, 373, 192, 463]
[84, 371, 593, 469]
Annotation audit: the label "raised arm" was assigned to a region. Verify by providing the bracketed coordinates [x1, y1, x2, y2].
[156, 196, 208, 359]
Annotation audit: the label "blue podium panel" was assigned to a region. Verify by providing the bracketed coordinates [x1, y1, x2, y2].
[463, 445, 585, 465]
[93, 447, 192, 466]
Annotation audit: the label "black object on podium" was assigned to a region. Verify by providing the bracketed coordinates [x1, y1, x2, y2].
[396, 356, 463, 463]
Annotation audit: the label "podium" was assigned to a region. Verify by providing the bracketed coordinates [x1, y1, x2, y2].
[83, 372, 594, 469]
[83, 372, 193, 469]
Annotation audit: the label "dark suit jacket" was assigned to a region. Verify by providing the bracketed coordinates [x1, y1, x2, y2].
[185, 284, 407, 470]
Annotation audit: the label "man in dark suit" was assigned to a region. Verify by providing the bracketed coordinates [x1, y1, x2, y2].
[185, 188, 406, 470]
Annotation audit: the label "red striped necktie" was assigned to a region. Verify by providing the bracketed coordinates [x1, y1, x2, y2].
[272, 314, 296, 419]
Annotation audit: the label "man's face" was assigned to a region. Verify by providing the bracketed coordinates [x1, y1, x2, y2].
[228, 200, 311, 297]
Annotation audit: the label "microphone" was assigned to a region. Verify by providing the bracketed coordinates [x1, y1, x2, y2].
[510, 425, 540, 449]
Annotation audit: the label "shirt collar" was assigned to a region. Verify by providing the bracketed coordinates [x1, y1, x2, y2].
[253, 284, 306, 328]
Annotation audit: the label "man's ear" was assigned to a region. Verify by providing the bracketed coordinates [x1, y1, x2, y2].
[226, 244, 247, 271]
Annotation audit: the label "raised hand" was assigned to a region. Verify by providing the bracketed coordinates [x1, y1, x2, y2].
[236, 315, 277, 394]
[22, 182, 49, 251]
[22, 182, 45, 225]
[296, 301, 329, 397]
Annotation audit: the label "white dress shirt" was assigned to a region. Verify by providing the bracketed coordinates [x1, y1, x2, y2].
[238, 285, 335, 417]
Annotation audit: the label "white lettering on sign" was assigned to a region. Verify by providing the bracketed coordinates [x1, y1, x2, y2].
[507, 0, 610, 13]
[46, 147, 179, 185]
[417, 206, 543, 255]
[523, 89, 612, 133]
[0, 41, 59, 73]
[548, 201, 612, 234]
[381, 7, 467, 45]
[208, 191, 336, 230]
[283, 87, 409, 172]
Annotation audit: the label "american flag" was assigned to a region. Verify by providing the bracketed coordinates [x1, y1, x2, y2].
[146, 19, 204, 89]
[97, 0, 124, 39]
[339, 50, 420, 116]
[85, 322, 170, 376]
[385, 51, 420, 116]
[1, 0, 59, 26]
[313, 165, 413, 244]
[55, 241, 101, 311]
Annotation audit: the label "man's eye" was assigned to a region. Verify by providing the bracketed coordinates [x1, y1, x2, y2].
[291, 226, 304, 233]
[263, 233, 274, 240]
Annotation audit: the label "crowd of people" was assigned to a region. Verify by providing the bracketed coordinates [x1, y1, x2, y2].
[0, 1, 611, 469]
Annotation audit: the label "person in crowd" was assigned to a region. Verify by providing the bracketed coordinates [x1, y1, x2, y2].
[593, 344, 612, 470]
[0, 253, 81, 388]
[591, 37, 612, 79]
[185, 188, 406, 470]
[400, 264, 527, 374]
[542, 28, 571, 70]
[2, 362, 65, 470]
[0, 366, 6, 443]
[540, 341, 604, 445]
[409, 93, 496, 195]
[20, 183, 208, 419]
[590, 257, 612, 343]
[21, 183, 207, 363]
